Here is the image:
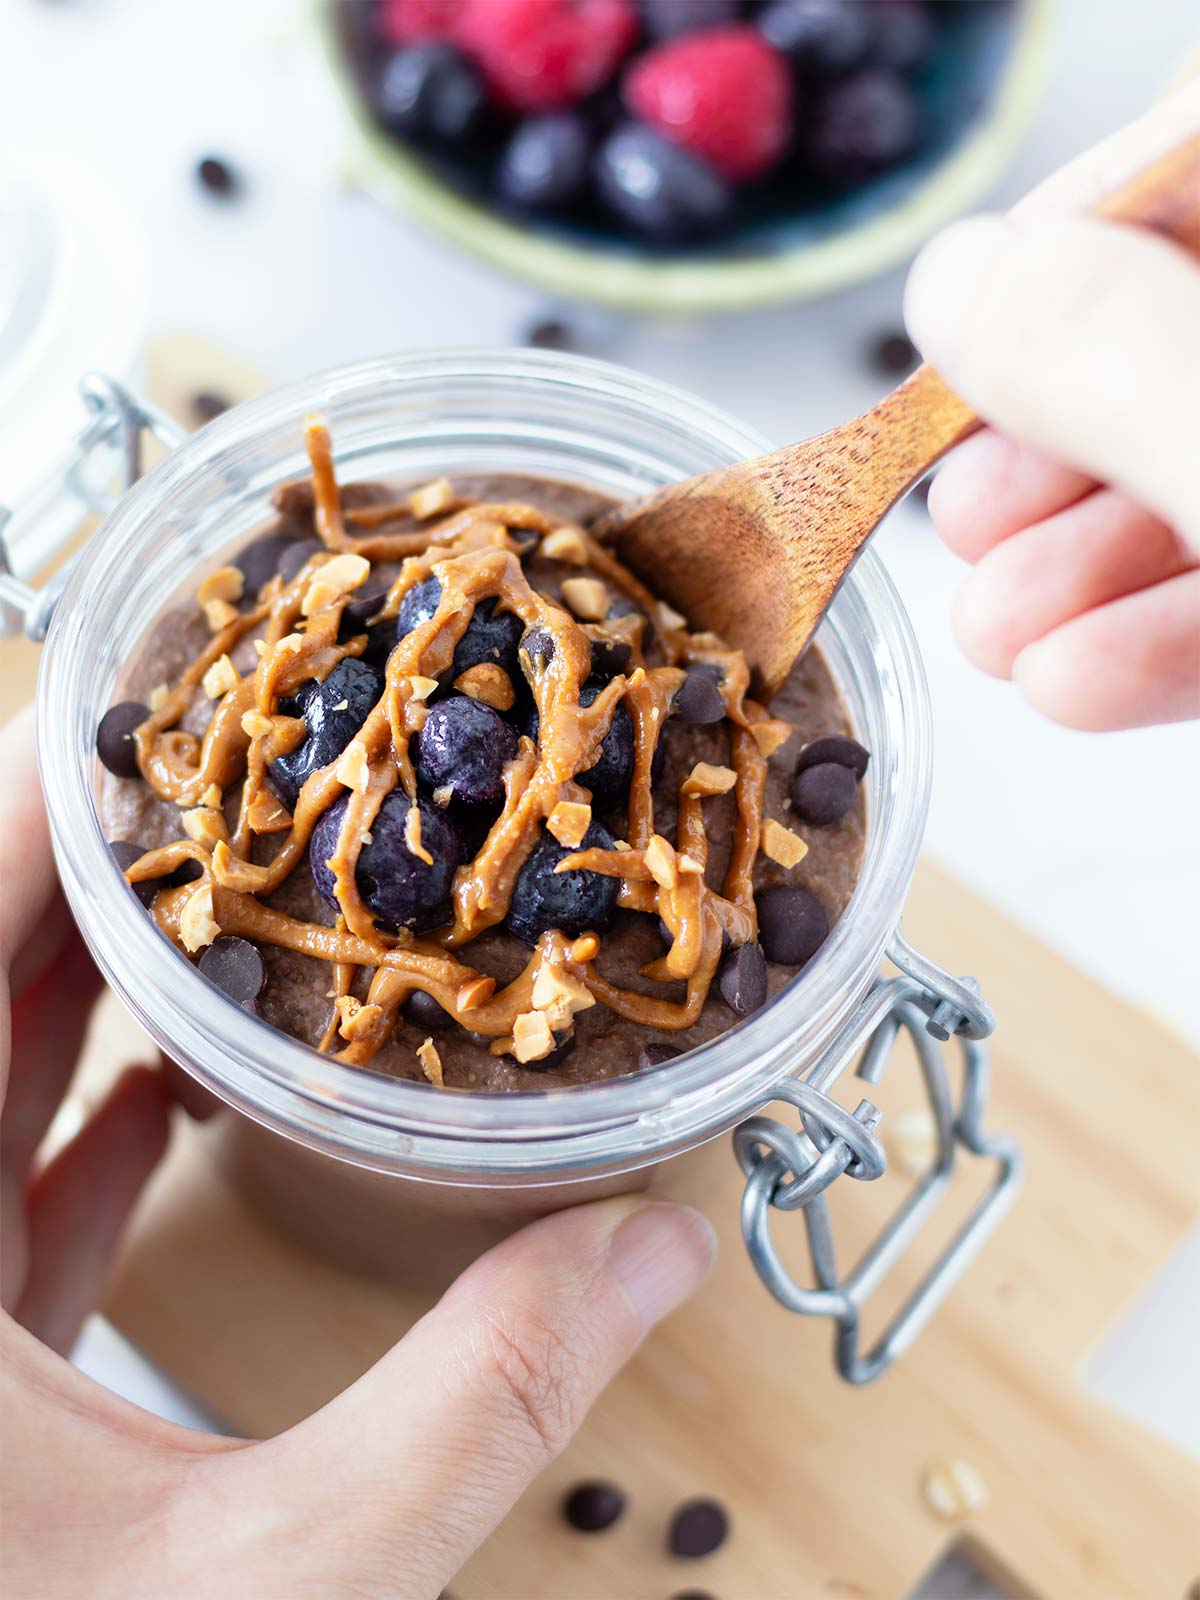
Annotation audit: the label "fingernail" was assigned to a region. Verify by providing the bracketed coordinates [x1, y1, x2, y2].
[903, 214, 1016, 373]
[609, 1202, 717, 1333]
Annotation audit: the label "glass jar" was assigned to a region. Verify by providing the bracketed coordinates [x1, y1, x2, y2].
[36, 350, 935, 1287]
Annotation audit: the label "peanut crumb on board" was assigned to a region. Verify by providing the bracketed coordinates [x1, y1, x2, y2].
[922, 1460, 988, 1521]
[888, 1109, 939, 1177]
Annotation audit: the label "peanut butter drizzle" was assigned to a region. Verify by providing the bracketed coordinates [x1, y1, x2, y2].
[120, 422, 793, 1071]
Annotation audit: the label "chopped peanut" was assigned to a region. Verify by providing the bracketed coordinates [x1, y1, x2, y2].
[300, 579, 340, 617]
[539, 526, 589, 565]
[149, 682, 170, 713]
[750, 718, 794, 759]
[455, 975, 494, 1013]
[682, 761, 737, 797]
[410, 477, 455, 520]
[202, 655, 239, 699]
[532, 963, 595, 1017]
[569, 932, 600, 962]
[336, 995, 384, 1043]
[204, 598, 239, 632]
[547, 799, 592, 849]
[181, 807, 227, 849]
[404, 806, 434, 865]
[432, 784, 454, 807]
[561, 576, 610, 622]
[197, 566, 245, 606]
[678, 854, 704, 875]
[416, 1037, 444, 1087]
[455, 661, 515, 711]
[253, 639, 268, 658]
[645, 833, 679, 890]
[513, 1009, 555, 1063]
[179, 885, 220, 953]
[241, 709, 274, 739]
[201, 784, 223, 809]
[658, 601, 687, 631]
[760, 817, 809, 869]
[247, 790, 293, 834]
[335, 740, 370, 794]
[406, 675, 439, 701]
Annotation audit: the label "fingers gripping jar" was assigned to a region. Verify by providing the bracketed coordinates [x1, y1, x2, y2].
[24, 353, 1019, 1384]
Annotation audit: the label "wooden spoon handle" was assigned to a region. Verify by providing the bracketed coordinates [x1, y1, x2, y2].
[878, 132, 1200, 484]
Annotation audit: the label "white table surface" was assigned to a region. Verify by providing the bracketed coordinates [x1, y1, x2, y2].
[3, 0, 1197, 1582]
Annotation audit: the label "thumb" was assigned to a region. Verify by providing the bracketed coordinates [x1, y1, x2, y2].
[903, 211, 1200, 555]
[251, 1196, 715, 1598]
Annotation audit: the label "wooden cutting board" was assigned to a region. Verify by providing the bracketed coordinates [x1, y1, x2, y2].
[5, 338, 1198, 1600]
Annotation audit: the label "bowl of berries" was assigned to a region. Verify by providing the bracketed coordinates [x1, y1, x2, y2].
[323, 0, 1047, 314]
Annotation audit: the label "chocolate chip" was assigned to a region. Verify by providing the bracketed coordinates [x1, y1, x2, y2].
[199, 937, 266, 1004]
[241, 996, 264, 1019]
[519, 625, 556, 678]
[341, 581, 390, 631]
[522, 1030, 576, 1071]
[235, 532, 298, 597]
[869, 329, 917, 376]
[756, 885, 829, 969]
[97, 701, 148, 778]
[608, 594, 654, 649]
[191, 391, 230, 424]
[170, 858, 204, 888]
[563, 1480, 626, 1532]
[668, 1497, 729, 1558]
[590, 637, 632, 679]
[109, 841, 160, 908]
[196, 155, 240, 198]
[637, 1041, 680, 1071]
[403, 989, 454, 1032]
[278, 538, 324, 585]
[525, 318, 573, 351]
[791, 761, 858, 826]
[672, 666, 725, 725]
[793, 735, 870, 782]
[670, 1592, 718, 1600]
[717, 942, 767, 1017]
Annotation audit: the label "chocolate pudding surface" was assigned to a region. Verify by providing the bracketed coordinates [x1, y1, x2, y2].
[97, 467, 865, 1092]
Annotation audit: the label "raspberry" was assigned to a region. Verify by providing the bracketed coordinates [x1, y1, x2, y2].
[623, 25, 793, 182]
[378, 0, 466, 45]
[458, 0, 638, 113]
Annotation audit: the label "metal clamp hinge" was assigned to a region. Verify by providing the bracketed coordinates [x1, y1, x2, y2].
[0, 374, 187, 642]
[735, 933, 1021, 1384]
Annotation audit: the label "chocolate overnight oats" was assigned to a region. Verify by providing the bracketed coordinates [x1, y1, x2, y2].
[96, 421, 866, 1091]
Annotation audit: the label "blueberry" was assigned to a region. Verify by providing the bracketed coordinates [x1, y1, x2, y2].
[311, 791, 461, 934]
[497, 113, 592, 212]
[506, 822, 620, 944]
[372, 42, 485, 144]
[527, 679, 634, 808]
[805, 68, 920, 185]
[398, 577, 523, 681]
[758, 0, 872, 76]
[269, 657, 385, 807]
[414, 695, 518, 809]
[595, 125, 732, 245]
[870, 1, 935, 73]
[639, 0, 739, 39]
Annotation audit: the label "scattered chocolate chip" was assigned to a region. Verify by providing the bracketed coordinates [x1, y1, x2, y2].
[717, 942, 767, 1017]
[278, 537, 324, 585]
[793, 735, 870, 782]
[109, 841, 160, 908]
[403, 989, 455, 1032]
[637, 1041, 680, 1071]
[668, 1497, 729, 1559]
[199, 937, 266, 1004]
[563, 1480, 626, 1532]
[190, 391, 230, 424]
[672, 666, 725, 725]
[869, 329, 917, 376]
[756, 885, 830, 969]
[97, 701, 148, 778]
[196, 155, 240, 198]
[525, 318, 573, 351]
[170, 858, 204, 888]
[791, 761, 858, 826]
[590, 637, 632, 679]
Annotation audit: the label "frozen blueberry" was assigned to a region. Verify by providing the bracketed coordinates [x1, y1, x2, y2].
[717, 941, 768, 1017]
[506, 822, 619, 944]
[311, 790, 460, 934]
[97, 702, 148, 779]
[527, 679, 634, 808]
[595, 125, 733, 245]
[672, 665, 725, 724]
[199, 937, 266, 1005]
[639, 0, 739, 39]
[403, 989, 455, 1031]
[794, 734, 870, 780]
[398, 577, 524, 681]
[372, 42, 485, 144]
[759, 0, 872, 75]
[497, 112, 592, 212]
[756, 884, 829, 968]
[414, 695, 518, 809]
[806, 69, 920, 185]
[269, 657, 385, 807]
[871, 1, 936, 73]
[791, 760, 857, 825]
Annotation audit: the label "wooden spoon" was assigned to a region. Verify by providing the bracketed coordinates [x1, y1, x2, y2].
[598, 136, 1200, 700]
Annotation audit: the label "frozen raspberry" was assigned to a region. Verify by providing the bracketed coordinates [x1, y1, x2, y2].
[623, 25, 793, 182]
[458, 0, 638, 114]
[378, 0, 465, 46]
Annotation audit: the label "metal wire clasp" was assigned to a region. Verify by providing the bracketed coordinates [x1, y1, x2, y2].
[0, 374, 187, 641]
[734, 929, 1021, 1384]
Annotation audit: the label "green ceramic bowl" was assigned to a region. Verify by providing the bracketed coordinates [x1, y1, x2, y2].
[318, 2, 1049, 316]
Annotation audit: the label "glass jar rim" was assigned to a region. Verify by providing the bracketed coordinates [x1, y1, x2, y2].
[38, 349, 931, 1182]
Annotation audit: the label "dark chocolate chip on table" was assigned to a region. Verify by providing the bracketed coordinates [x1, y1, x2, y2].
[791, 760, 858, 826]
[672, 665, 725, 725]
[97, 701, 149, 779]
[670, 1592, 718, 1600]
[524, 318, 573, 351]
[717, 942, 767, 1017]
[793, 734, 870, 781]
[637, 1041, 681, 1072]
[195, 155, 240, 198]
[190, 391, 230, 424]
[868, 329, 918, 377]
[756, 885, 830, 969]
[668, 1497, 730, 1559]
[199, 937, 266, 1005]
[562, 1480, 626, 1532]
